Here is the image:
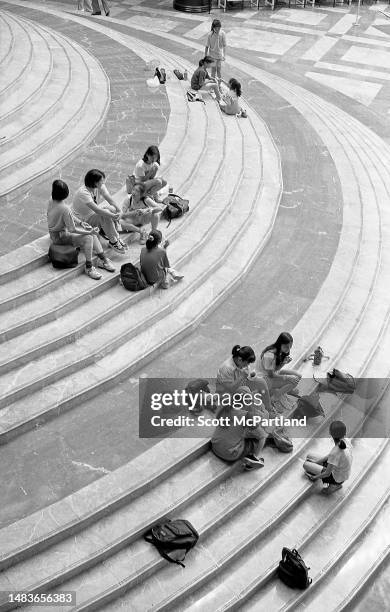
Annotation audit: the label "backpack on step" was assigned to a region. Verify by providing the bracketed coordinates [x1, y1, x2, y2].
[120, 262, 148, 291]
[278, 547, 312, 589]
[155, 67, 166, 84]
[326, 369, 356, 394]
[161, 194, 189, 226]
[144, 519, 199, 568]
[293, 391, 324, 419]
[48, 243, 79, 269]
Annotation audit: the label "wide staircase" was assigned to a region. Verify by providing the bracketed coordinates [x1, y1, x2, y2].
[0, 3, 389, 611]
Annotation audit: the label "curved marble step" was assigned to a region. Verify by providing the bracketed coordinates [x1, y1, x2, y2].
[0, 108, 282, 440]
[0, 30, 107, 194]
[0, 94, 221, 341]
[0, 10, 33, 98]
[13, 416, 386, 612]
[238, 448, 390, 612]
[0, 10, 61, 134]
[0, 386, 370, 608]
[0, 22, 71, 148]
[0, 114, 244, 407]
[0, 11, 15, 66]
[289, 505, 390, 612]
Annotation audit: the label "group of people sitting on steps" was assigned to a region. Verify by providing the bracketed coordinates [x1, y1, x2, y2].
[211, 333, 353, 495]
[47, 145, 183, 286]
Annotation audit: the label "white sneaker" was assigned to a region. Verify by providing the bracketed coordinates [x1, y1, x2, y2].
[85, 266, 102, 280]
[97, 258, 115, 272]
[169, 268, 184, 281]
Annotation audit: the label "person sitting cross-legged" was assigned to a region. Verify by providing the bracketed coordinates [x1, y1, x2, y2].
[47, 179, 115, 280]
[133, 145, 167, 201]
[303, 421, 352, 495]
[120, 183, 163, 244]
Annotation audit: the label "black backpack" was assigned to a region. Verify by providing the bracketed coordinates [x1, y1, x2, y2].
[278, 547, 312, 589]
[162, 194, 189, 226]
[144, 519, 199, 567]
[155, 67, 166, 84]
[48, 243, 79, 269]
[120, 262, 148, 291]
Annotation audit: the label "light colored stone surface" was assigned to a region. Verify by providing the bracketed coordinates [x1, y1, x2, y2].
[306, 71, 382, 106]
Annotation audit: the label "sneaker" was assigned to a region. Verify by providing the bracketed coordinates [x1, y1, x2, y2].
[97, 258, 115, 272]
[118, 238, 128, 250]
[139, 230, 148, 245]
[169, 269, 184, 281]
[85, 266, 102, 280]
[241, 109, 248, 118]
[322, 484, 343, 495]
[160, 281, 170, 290]
[109, 241, 126, 254]
[243, 455, 264, 468]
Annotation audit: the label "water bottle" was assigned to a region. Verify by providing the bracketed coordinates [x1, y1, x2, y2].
[313, 346, 324, 366]
[183, 70, 188, 81]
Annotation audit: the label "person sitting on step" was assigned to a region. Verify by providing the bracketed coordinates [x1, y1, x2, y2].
[72, 169, 126, 253]
[47, 179, 115, 280]
[216, 345, 273, 416]
[257, 332, 301, 409]
[140, 229, 184, 289]
[120, 183, 163, 245]
[211, 391, 268, 471]
[190, 56, 222, 102]
[303, 421, 353, 495]
[219, 78, 247, 117]
[133, 145, 167, 201]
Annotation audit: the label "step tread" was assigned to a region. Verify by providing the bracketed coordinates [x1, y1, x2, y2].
[0, 119, 247, 390]
[0, 13, 33, 94]
[0, 114, 280, 432]
[239, 441, 390, 612]
[16, 437, 386, 611]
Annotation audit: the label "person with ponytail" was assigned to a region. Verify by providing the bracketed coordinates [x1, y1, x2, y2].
[140, 229, 184, 289]
[190, 56, 222, 102]
[204, 19, 226, 81]
[216, 345, 273, 414]
[303, 421, 352, 494]
[219, 78, 243, 116]
[258, 332, 301, 399]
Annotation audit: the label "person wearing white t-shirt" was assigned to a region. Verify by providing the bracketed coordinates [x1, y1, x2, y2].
[72, 169, 125, 254]
[133, 146, 167, 200]
[258, 332, 301, 399]
[204, 19, 226, 81]
[303, 421, 353, 495]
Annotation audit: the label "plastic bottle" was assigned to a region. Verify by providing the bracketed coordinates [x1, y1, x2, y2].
[183, 70, 188, 81]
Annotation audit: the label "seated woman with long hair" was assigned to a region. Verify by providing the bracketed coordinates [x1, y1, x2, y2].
[257, 332, 301, 400]
[133, 145, 167, 200]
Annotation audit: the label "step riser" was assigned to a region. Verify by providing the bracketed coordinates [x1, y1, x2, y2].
[0, 147, 270, 436]
[0, 126, 246, 390]
[0, 441, 209, 571]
